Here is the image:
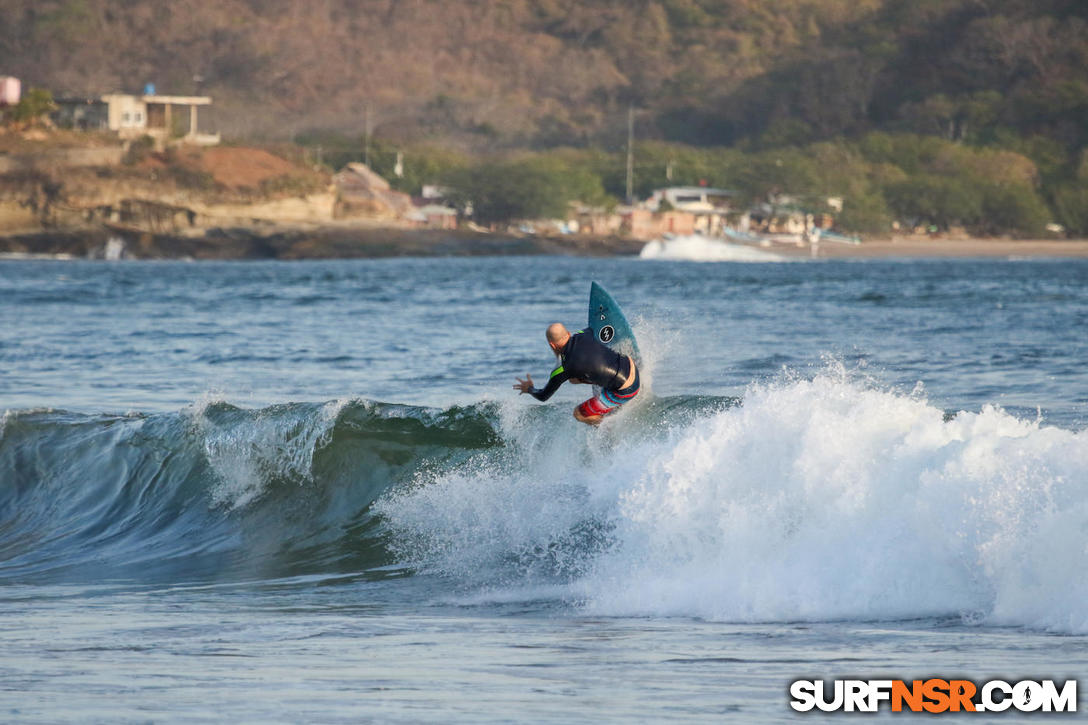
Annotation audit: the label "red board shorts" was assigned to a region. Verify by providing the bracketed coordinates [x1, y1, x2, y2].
[577, 368, 641, 418]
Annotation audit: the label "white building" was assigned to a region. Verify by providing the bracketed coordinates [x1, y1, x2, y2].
[646, 186, 737, 235]
[54, 93, 219, 147]
[101, 93, 147, 132]
[646, 186, 736, 213]
[0, 76, 20, 106]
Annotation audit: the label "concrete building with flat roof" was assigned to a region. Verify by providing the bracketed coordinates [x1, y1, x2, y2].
[53, 93, 219, 147]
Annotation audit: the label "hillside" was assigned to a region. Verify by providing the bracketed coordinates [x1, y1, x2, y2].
[2, 0, 1085, 153]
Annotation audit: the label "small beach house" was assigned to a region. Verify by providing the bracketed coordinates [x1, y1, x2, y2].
[53, 92, 219, 147]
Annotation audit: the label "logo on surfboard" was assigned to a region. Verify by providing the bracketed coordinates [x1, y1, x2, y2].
[598, 325, 615, 343]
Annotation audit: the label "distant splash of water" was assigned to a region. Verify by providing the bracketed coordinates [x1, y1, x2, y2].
[639, 235, 790, 262]
[3, 369, 1086, 633]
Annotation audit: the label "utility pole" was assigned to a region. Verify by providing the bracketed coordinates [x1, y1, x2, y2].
[625, 106, 635, 205]
[364, 105, 371, 167]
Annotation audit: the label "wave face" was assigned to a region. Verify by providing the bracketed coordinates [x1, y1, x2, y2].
[4, 376, 1086, 634]
[0, 400, 498, 584]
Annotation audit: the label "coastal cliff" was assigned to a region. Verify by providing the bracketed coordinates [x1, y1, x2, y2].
[0, 135, 430, 258]
[0, 129, 648, 259]
[0, 135, 332, 232]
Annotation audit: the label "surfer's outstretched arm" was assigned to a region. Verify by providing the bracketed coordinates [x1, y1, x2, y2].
[515, 365, 571, 402]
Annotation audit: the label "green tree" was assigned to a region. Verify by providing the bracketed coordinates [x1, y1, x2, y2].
[977, 183, 1050, 236]
[1050, 183, 1088, 235]
[836, 192, 892, 234]
[5, 88, 56, 124]
[379, 143, 470, 196]
[444, 155, 609, 225]
[885, 175, 983, 229]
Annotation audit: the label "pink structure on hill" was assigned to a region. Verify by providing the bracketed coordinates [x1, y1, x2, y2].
[0, 77, 21, 106]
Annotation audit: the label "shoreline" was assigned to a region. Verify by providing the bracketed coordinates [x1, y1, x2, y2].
[802, 236, 1088, 259]
[2, 225, 1088, 261]
[0, 226, 646, 261]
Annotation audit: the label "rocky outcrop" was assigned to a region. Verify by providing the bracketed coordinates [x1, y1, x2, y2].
[333, 163, 413, 220]
[0, 226, 644, 260]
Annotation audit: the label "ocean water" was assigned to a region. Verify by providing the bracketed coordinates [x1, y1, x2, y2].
[1, 254, 1086, 722]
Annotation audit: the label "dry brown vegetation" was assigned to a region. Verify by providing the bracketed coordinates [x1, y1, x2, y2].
[2, 0, 1082, 152]
[3, 0, 1087, 236]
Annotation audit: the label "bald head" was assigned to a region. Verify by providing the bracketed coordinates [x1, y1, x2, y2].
[546, 323, 568, 343]
[546, 323, 570, 352]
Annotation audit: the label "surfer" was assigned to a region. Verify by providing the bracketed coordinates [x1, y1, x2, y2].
[514, 322, 641, 425]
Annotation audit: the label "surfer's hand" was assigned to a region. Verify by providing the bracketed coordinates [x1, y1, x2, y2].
[569, 377, 586, 384]
[514, 375, 534, 394]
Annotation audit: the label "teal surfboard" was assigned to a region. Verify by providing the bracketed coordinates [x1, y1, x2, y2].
[588, 281, 641, 366]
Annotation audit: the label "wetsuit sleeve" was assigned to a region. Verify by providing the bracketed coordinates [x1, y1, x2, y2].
[529, 365, 572, 401]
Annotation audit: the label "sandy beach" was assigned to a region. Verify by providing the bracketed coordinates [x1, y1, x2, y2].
[799, 236, 1088, 259]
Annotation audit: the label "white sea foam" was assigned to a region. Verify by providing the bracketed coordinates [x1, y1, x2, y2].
[378, 369, 1088, 634]
[194, 398, 350, 509]
[639, 235, 789, 262]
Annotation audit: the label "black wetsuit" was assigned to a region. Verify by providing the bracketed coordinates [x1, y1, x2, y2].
[530, 329, 632, 402]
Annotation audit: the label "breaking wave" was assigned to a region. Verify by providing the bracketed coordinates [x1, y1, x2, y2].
[639, 235, 790, 262]
[3, 372, 1086, 634]
[375, 371, 1088, 634]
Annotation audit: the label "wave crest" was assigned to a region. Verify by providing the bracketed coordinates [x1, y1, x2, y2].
[4, 379, 1085, 634]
